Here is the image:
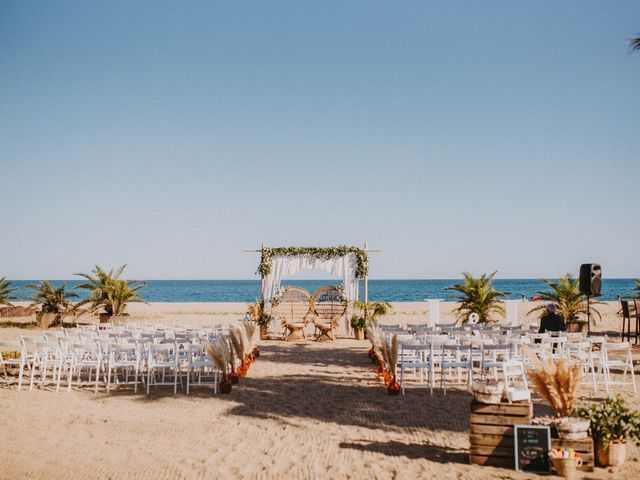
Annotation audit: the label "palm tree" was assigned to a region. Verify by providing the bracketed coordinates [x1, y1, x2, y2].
[0, 277, 17, 307]
[527, 274, 602, 325]
[629, 35, 640, 52]
[74, 265, 146, 319]
[26, 281, 78, 327]
[351, 301, 392, 328]
[445, 272, 507, 324]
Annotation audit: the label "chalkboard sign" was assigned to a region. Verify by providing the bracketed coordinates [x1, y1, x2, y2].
[514, 425, 551, 473]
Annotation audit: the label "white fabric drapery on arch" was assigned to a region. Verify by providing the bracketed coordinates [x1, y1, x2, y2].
[263, 253, 359, 302]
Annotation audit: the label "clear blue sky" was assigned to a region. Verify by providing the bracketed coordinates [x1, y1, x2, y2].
[1, 1, 639, 280]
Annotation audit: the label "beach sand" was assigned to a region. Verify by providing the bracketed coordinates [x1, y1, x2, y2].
[1, 302, 639, 479]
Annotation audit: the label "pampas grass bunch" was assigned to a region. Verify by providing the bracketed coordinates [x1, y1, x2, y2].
[204, 336, 231, 378]
[247, 300, 262, 321]
[523, 346, 581, 418]
[365, 322, 399, 389]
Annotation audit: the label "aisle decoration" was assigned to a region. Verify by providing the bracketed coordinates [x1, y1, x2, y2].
[366, 324, 400, 395]
[204, 337, 233, 394]
[229, 320, 259, 377]
[241, 319, 259, 362]
[247, 300, 272, 340]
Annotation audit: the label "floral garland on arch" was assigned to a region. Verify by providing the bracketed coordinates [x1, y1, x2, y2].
[258, 246, 368, 279]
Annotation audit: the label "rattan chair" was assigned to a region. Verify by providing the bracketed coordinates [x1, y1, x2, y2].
[310, 286, 347, 342]
[272, 286, 313, 341]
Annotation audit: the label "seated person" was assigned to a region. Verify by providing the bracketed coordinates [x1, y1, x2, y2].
[538, 303, 566, 334]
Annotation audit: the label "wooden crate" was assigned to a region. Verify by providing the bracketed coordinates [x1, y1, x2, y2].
[551, 437, 594, 472]
[469, 400, 532, 468]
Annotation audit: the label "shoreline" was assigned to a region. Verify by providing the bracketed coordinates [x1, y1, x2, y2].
[1, 301, 625, 338]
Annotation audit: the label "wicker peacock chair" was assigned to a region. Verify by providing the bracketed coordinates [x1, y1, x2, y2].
[272, 286, 313, 341]
[310, 285, 347, 341]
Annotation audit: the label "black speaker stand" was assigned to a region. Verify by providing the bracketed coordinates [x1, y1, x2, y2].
[587, 295, 591, 337]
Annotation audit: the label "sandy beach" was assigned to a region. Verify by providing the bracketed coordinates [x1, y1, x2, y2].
[1, 302, 639, 479]
[1, 300, 626, 334]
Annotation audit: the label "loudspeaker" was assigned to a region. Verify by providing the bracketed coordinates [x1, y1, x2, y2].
[579, 263, 601, 296]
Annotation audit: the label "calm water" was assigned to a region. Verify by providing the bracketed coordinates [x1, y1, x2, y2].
[7, 278, 637, 302]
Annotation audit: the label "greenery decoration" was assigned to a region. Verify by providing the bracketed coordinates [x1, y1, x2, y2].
[577, 395, 640, 448]
[350, 301, 391, 330]
[445, 271, 507, 324]
[527, 274, 603, 325]
[247, 300, 273, 328]
[258, 246, 368, 278]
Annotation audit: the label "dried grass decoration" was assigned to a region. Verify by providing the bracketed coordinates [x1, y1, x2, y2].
[522, 346, 581, 418]
[204, 337, 233, 393]
[229, 327, 248, 377]
[241, 319, 259, 363]
[366, 325, 400, 395]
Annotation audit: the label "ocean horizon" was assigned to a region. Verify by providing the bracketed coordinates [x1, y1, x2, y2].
[7, 278, 637, 302]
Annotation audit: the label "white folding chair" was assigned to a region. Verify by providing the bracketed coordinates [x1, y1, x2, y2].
[30, 340, 65, 392]
[0, 340, 27, 390]
[399, 342, 431, 395]
[480, 343, 512, 381]
[564, 339, 597, 393]
[441, 343, 473, 394]
[107, 343, 142, 393]
[66, 341, 103, 394]
[185, 344, 218, 394]
[601, 341, 637, 394]
[502, 360, 531, 402]
[147, 343, 179, 395]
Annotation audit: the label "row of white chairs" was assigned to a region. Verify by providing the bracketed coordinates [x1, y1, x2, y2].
[388, 330, 637, 396]
[0, 324, 236, 394]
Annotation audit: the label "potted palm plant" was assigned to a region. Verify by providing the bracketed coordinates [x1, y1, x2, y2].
[350, 301, 391, 340]
[577, 395, 640, 468]
[74, 265, 146, 323]
[527, 274, 602, 333]
[445, 272, 507, 324]
[26, 281, 78, 328]
[0, 277, 17, 307]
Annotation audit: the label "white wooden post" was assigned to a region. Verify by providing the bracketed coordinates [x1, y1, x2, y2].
[504, 300, 518, 326]
[427, 299, 441, 327]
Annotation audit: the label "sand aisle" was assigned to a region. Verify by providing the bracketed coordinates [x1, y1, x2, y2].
[1, 339, 639, 479]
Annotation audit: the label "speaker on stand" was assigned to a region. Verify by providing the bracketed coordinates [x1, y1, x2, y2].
[579, 263, 601, 336]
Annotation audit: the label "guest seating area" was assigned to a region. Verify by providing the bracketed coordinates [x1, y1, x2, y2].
[0, 322, 232, 394]
[383, 323, 637, 396]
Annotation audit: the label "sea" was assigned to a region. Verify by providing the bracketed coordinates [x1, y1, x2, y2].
[7, 279, 638, 302]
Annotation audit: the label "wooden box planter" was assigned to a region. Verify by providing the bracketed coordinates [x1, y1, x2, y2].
[551, 437, 594, 472]
[469, 400, 533, 468]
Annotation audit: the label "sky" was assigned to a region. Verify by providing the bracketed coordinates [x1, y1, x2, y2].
[1, 1, 639, 280]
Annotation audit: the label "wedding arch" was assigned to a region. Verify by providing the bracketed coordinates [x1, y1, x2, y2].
[244, 244, 379, 304]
